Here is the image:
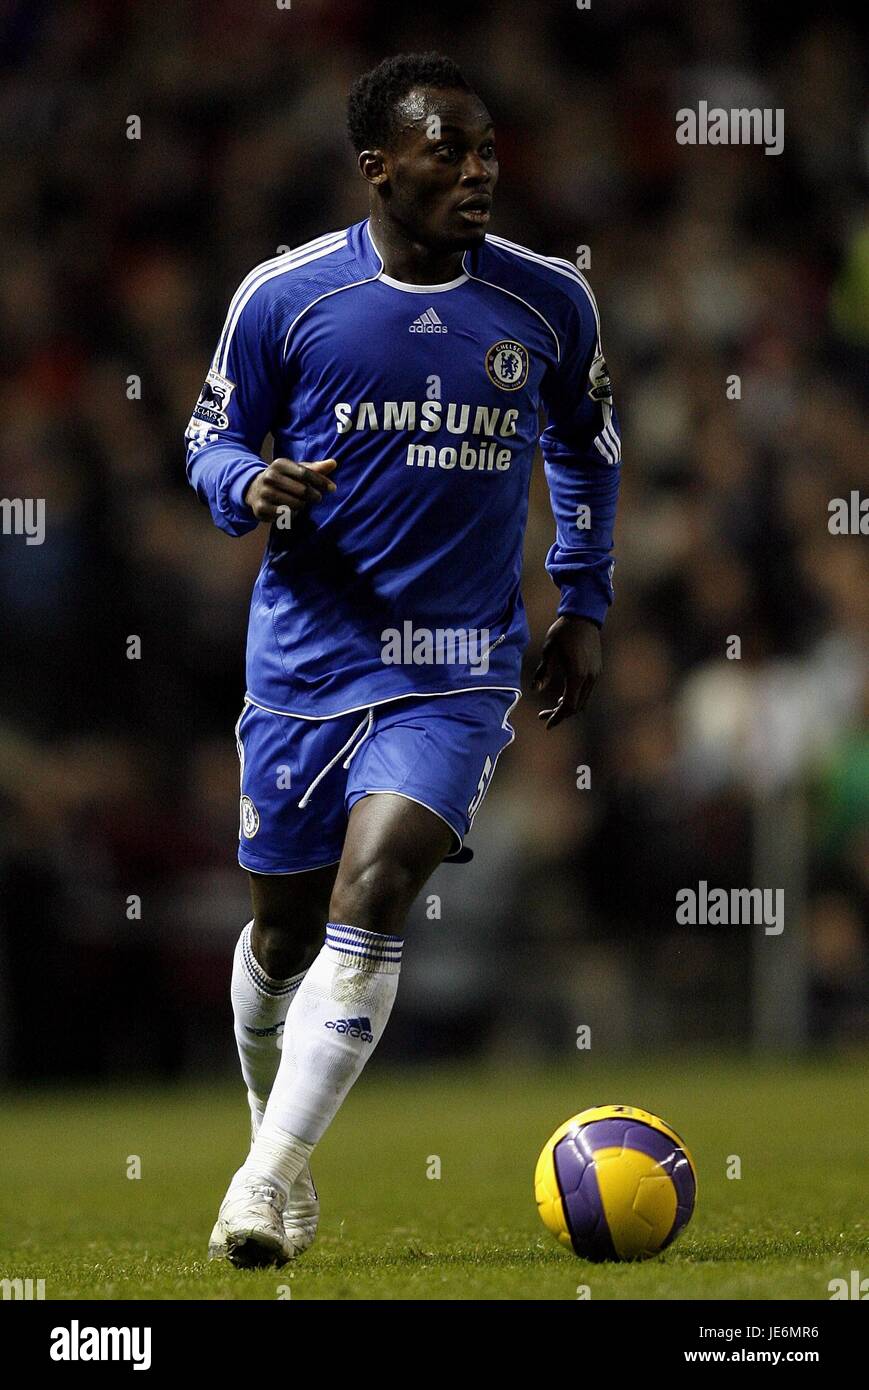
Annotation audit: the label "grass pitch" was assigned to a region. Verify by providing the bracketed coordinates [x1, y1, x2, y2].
[1, 1055, 866, 1301]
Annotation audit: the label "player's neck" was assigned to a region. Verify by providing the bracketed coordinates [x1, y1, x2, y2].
[367, 216, 466, 286]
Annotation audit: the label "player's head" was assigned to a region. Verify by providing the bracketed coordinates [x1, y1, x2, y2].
[348, 52, 496, 252]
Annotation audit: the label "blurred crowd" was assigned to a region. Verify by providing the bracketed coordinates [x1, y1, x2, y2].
[0, 0, 866, 1080]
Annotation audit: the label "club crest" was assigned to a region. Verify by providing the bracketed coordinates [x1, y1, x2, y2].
[485, 340, 529, 391]
[240, 795, 260, 838]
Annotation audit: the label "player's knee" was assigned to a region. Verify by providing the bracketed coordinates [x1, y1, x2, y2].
[251, 913, 323, 979]
[330, 855, 418, 936]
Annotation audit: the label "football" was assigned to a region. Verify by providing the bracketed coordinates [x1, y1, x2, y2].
[535, 1103, 697, 1261]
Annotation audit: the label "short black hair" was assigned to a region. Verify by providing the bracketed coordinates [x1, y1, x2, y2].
[347, 52, 473, 154]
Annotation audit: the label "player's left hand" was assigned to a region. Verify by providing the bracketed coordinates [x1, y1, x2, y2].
[532, 615, 602, 729]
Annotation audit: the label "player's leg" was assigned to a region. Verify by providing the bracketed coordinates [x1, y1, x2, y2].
[211, 865, 339, 1263]
[260, 792, 452, 1139]
[212, 701, 350, 1264]
[221, 795, 451, 1266]
[230, 699, 346, 1133]
[328, 789, 453, 933]
[219, 691, 518, 1266]
[231, 865, 338, 1135]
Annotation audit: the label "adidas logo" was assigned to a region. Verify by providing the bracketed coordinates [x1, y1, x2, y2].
[409, 308, 447, 333]
[243, 1022, 285, 1037]
[324, 1016, 374, 1042]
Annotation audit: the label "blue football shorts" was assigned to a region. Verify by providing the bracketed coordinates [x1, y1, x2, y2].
[234, 688, 520, 874]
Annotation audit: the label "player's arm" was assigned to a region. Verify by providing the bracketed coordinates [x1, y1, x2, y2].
[534, 275, 622, 728]
[185, 273, 335, 536]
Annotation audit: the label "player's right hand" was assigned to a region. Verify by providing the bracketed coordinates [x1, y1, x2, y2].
[244, 457, 337, 523]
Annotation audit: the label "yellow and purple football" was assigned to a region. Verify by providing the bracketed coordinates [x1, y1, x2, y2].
[535, 1103, 697, 1261]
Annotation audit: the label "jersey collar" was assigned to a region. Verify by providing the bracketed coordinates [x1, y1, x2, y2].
[360, 218, 479, 291]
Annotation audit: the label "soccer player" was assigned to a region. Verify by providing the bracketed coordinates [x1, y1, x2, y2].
[186, 51, 621, 1267]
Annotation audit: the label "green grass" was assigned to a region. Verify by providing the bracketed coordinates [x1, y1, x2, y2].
[1, 1055, 867, 1300]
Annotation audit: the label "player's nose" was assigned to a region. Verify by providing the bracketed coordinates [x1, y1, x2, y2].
[460, 151, 493, 183]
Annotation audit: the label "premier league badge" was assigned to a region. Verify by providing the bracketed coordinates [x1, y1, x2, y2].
[192, 368, 236, 430]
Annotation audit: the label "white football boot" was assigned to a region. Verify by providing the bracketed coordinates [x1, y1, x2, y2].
[208, 1103, 320, 1265]
[208, 1164, 320, 1264]
[281, 1163, 319, 1255]
[208, 1176, 291, 1268]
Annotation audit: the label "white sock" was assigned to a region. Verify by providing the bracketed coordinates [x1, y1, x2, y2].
[231, 921, 306, 1133]
[236, 922, 403, 1194]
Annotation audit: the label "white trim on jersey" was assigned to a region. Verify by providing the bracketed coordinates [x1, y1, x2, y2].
[484, 234, 621, 462]
[369, 219, 468, 292]
[594, 431, 618, 466]
[593, 418, 621, 465]
[603, 420, 621, 460]
[484, 232, 602, 343]
[214, 228, 347, 366]
[214, 230, 348, 376]
[379, 270, 468, 292]
[243, 685, 524, 723]
[281, 270, 384, 366]
[460, 262, 562, 363]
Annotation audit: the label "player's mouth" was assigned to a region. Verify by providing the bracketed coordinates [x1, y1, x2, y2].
[456, 196, 492, 225]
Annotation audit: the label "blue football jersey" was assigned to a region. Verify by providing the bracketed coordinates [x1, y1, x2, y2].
[186, 219, 621, 718]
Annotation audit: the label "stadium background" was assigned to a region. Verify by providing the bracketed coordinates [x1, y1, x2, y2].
[0, 0, 866, 1088]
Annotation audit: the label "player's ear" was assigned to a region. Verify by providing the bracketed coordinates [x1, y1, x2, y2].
[358, 149, 389, 187]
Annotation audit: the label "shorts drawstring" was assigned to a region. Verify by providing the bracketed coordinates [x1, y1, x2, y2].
[340, 706, 375, 769]
[297, 707, 375, 808]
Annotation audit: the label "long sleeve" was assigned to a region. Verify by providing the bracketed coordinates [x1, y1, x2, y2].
[185, 271, 286, 537]
[539, 275, 622, 626]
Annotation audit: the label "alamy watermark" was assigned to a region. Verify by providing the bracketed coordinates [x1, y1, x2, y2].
[380, 622, 499, 674]
[829, 1270, 868, 1299]
[1, 1276, 45, 1299]
[676, 102, 784, 156]
[50, 1322, 151, 1369]
[0, 498, 45, 545]
[676, 881, 784, 935]
[828, 491, 868, 534]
